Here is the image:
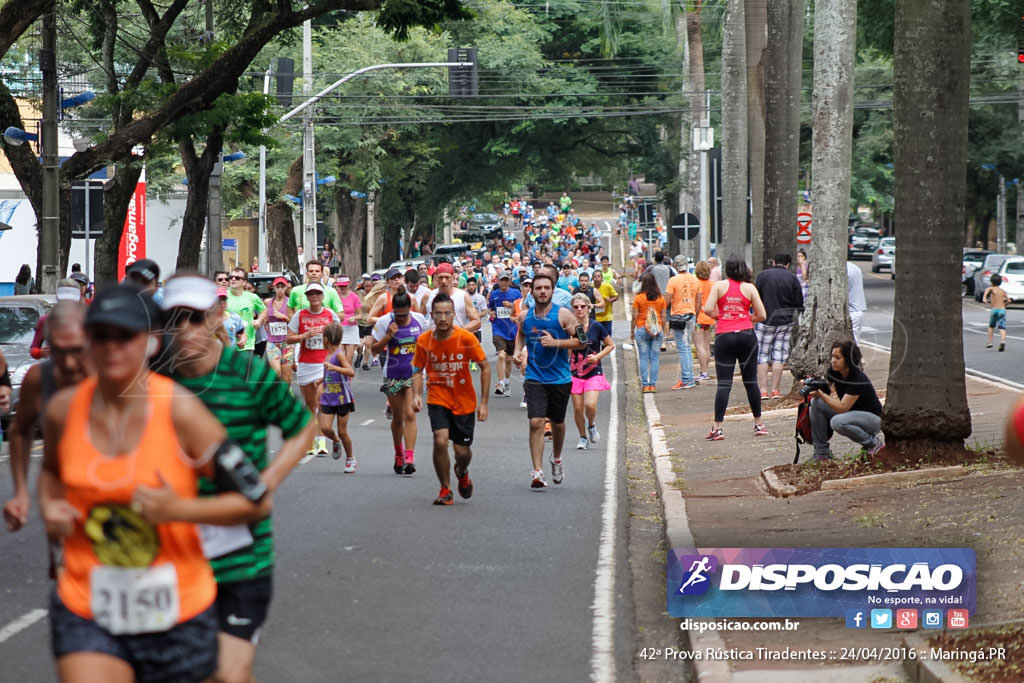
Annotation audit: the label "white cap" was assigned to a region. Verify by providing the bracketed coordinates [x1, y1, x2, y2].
[160, 276, 218, 311]
[56, 286, 82, 302]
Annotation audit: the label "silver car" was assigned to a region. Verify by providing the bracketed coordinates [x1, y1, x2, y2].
[871, 237, 896, 272]
[0, 296, 54, 435]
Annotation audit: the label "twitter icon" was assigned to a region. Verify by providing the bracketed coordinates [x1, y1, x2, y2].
[870, 609, 893, 629]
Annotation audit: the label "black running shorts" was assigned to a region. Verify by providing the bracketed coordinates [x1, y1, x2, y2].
[427, 404, 476, 446]
[50, 591, 218, 683]
[215, 575, 273, 643]
[523, 380, 572, 423]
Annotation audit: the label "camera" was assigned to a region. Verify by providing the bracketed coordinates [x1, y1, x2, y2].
[800, 377, 830, 398]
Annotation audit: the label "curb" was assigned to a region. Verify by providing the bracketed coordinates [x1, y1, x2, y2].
[821, 465, 967, 490]
[901, 633, 971, 683]
[760, 467, 798, 498]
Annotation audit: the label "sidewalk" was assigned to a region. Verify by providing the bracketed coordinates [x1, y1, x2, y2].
[640, 340, 1024, 681]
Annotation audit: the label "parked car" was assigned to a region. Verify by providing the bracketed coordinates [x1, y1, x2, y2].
[871, 237, 896, 272]
[432, 243, 473, 260]
[469, 213, 504, 238]
[962, 249, 995, 296]
[246, 270, 301, 298]
[973, 254, 1016, 301]
[388, 257, 432, 273]
[848, 227, 882, 260]
[994, 257, 1024, 304]
[452, 229, 491, 250]
[0, 295, 55, 437]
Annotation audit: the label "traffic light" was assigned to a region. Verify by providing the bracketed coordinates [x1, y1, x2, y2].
[448, 47, 478, 98]
[1019, 15, 1024, 63]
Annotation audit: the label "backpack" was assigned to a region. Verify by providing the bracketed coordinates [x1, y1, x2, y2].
[794, 395, 813, 463]
[644, 299, 661, 337]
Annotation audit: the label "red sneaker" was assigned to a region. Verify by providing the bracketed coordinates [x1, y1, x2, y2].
[455, 465, 474, 499]
[433, 488, 454, 506]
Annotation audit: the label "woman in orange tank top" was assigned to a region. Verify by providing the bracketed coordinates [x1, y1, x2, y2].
[38, 284, 255, 683]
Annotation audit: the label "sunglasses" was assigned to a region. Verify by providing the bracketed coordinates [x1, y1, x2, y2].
[89, 326, 142, 343]
[215, 276, 229, 283]
[572, 304, 589, 309]
[50, 344, 86, 357]
[166, 308, 208, 327]
[229, 275, 246, 281]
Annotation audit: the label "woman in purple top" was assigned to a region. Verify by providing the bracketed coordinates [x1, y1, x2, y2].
[264, 276, 294, 383]
[319, 324, 357, 470]
[370, 287, 430, 475]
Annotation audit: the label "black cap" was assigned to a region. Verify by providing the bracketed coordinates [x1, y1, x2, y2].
[385, 268, 402, 280]
[69, 272, 89, 286]
[85, 283, 158, 332]
[125, 258, 160, 283]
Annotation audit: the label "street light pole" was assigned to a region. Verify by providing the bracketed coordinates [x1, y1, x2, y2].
[258, 63, 272, 271]
[39, 5, 60, 293]
[301, 20, 318, 266]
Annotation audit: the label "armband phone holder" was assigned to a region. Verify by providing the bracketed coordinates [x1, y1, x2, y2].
[213, 441, 267, 503]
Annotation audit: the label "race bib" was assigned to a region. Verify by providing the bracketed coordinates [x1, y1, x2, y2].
[198, 523, 253, 560]
[91, 563, 179, 635]
[496, 307, 512, 319]
[268, 322, 288, 337]
[305, 334, 324, 350]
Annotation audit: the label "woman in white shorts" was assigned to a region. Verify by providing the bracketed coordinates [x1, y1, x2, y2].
[334, 277, 363, 366]
[286, 283, 339, 453]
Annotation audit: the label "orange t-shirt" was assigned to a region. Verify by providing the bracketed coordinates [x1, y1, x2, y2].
[696, 278, 716, 326]
[56, 374, 216, 624]
[665, 272, 700, 316]
[632, 293, 667, 330]
[413, 327, 486, 415]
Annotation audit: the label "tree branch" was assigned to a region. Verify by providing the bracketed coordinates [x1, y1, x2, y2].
[0, 0, 52, 62]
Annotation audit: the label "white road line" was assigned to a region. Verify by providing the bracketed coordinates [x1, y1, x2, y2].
[299, 453, 315, 465]
[0, 609, 47, 645]
[859, 340, 1024, 392]
[359, 419, 375, 426]
[589, 348, 619, 682]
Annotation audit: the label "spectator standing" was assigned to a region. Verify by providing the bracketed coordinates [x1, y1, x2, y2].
[692, 261, 715, 381]
[847, 261, 867, 344]
[631, 272, 667, 393]
[14, 264, 34, 295]
[754, 254, 804, 398]
[664, 262, 701, 390]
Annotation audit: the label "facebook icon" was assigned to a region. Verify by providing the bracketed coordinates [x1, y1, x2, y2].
[845, 609, 866, 629]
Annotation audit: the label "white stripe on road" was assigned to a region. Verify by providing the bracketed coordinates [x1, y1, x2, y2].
[359, 419, 375, 426]
[859, 340, 1024, 392]
[299, 453, 316, 465]
[0, 609, 47, 645]
[589, 349, 619, 682]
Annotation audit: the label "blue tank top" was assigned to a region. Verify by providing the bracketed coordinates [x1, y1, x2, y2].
[523, 304, 572, 384]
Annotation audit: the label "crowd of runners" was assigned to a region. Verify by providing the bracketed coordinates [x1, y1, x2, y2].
[0, 197, 626, 682]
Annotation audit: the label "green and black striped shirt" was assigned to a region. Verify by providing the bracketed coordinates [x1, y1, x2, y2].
[165, 346, 310, 583]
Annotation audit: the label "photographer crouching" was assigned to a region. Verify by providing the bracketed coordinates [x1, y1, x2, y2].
[807, 339, 884, 462]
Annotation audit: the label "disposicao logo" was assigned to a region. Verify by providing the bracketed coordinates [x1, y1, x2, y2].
[667, 548, 976, 618]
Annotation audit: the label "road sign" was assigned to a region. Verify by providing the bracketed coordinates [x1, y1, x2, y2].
[222, 238, 238, 251]
[671, 213, 701, 241]
[797, 212, 812, 245]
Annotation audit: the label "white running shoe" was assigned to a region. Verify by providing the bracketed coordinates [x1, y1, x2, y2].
[520, 398, 528, 409]
[344, 458, 357, 473]
[588, 425, 600, 444]
[530, 469, 547, 489]
[576, 436, 589, 450]
[315, 436, 330, 455]
[331, 441, 342, 460]
[550, 456, 564, 484]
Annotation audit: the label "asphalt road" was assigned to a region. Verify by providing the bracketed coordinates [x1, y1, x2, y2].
[852, 259, 1024, 387]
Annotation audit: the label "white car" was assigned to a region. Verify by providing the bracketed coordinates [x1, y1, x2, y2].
[995, 257, 1024, 304]
[871, 237, 895, 272]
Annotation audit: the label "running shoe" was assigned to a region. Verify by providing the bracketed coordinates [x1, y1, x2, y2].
[495, 383, 505, 396]
[705, 427, 725, 441]
[385, 404, 393, 420]
[697, 372, 711, 381]
[454, 464, 474, 499]
[403, 451, 416, 475]
[306, 438, 317, 455]
[371, 358, 380, 368]
[530, 469, 548, 489]
[544, 421, 552, 438]
[588, 425, 600, 443]
[433, 488, 454, 505]
[864, 441, 884, 458]
[760, 393, 769, 400]
[999, 342, 1005, 352]
[986, 343, 993, 348]
[520, 397, 528, 409]
[754, 423, 769, 437]
[672, 380, 686, 390]
[394, 453, 405, 474]
[550, 456, 564, 484]
[576, 436, 589, 450]
[770, 391, 781, 398]
[315, 436, 330, 455]
[362, 361, 370, 371]
[344, 458, 357, 473]
[331, 441, 342, 460]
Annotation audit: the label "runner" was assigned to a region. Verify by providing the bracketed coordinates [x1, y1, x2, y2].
[287, 282, 340, 455]
[39, 284, 263, 683]
[156, 275, 316, 683]
[516, 278, 532, 409]
[334, 276, 363, 366]
[424, 263, 482, 333]
[411, 294, 490, 505]
[263, 276, 294, 383]
[595, 268, 619, 335]
[404, 269, 430, 313]
[225, 268, 266, 356]
[568, 293, 615, 450]
[288, 260, 343, 313]
[487, 269, 522, 397]
[319, 323, 357, 471]
[371, 286, 430, 474]
[513, 273, 584, 488]
[4, 302, 90, 532]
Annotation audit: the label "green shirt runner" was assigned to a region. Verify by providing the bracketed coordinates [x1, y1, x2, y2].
[225, 289, 266, 352]
[165, 345, 310, 583]
[289, 283, 343, 313]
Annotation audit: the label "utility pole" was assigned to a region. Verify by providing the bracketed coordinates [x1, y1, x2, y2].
[997, 175, 1007, 254]
[39, 4, 59, 293]
[301, 19, 318, 264]
[204, 1, 222, 276]
[258, 62, 272, 271]
[366, 191, 376, 273]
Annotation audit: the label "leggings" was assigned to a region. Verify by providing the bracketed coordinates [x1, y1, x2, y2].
[714, 329, 761, 422]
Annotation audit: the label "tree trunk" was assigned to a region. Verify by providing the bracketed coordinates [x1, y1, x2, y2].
[763, 0, 805, 268]
[675, 11, 694, 229]
[686, 4, 706, 244]
[720, 0, 748, 262]
[175, 131, 225, 272]
[95, 163, 143, 285]
[745, 0, 767, 273]
[267, 201, 299, 274]
[334, 188, 367, 279]
[884, 0, 971, 451]
[787, 0, 856, 382]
